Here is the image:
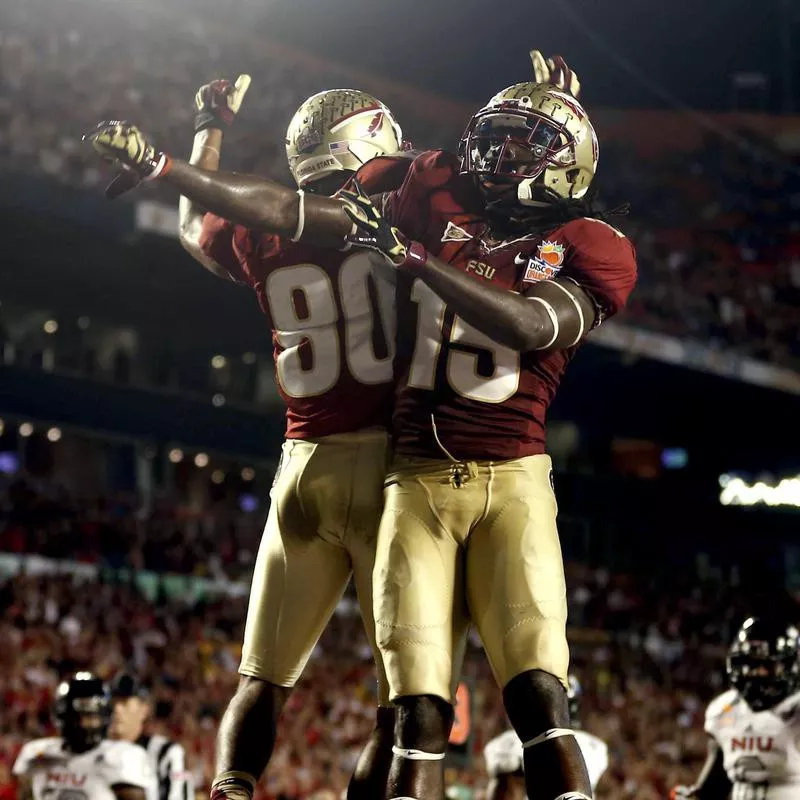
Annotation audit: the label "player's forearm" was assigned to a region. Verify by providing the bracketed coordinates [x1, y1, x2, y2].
[167, 161, 300, 235]
[180, 128, 223, 219]
[178, 129, 232, 279]
[165, 162, 352, 241]
[16, 777, 33, 800]
[409, 253, 553, 351]
[691, 740, 732, 799]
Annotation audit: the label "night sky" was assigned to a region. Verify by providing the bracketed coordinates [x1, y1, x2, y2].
[254, 0, 797, 112]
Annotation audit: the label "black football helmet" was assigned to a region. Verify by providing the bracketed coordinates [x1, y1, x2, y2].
[727, 617, 800, 711]
[567, 674, 582, 727]
[54, 672, 112, 752]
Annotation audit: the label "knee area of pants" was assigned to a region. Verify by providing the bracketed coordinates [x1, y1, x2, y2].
[394, 695, 452, 751]
[237, 675, 290, 709]
[502, 669, 569, 737]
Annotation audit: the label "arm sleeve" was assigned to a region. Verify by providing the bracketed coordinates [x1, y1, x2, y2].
[379, 150, 459, 241]
[12, 743, 34, 776]
[164, 743, 194, 800]
[562, 218, 638, 326]
[198, 214, 250, 284]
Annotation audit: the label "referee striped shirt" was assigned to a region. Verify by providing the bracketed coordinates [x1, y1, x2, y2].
[137, 734, 194, 800]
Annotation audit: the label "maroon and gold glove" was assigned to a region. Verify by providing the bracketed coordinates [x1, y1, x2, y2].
[83, 120, 171, 199]
[530, 50, 581, 98]
[194, 74, 251, 133]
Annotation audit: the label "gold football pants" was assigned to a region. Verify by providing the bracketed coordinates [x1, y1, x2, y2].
[240, 429, 391, 703]
[374, 453, 569, 702]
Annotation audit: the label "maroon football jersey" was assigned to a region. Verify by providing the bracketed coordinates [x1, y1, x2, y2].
[382, 150, 638, 461]
[199, 155, 412, 439]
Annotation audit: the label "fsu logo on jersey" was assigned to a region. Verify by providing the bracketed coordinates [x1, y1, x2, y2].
[441, 221, 473, 243]
[522, 241, 565, 283]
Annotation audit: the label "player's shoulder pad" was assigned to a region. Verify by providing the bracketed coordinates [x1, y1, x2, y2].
[484, 729, 520, 752]
[101, 738, 149, 765]
[13, 738, 62, 774]
[353, 152, 416, 194]
[561, 216, 634, 252]
[483, 729, 523, 777]
[574, 729, 607, 752]
[774, 690, 800, 722]
[406, 149, 462, 189]
[705, 689, 740, 728]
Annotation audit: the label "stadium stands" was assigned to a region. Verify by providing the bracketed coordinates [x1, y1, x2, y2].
[0, 561, 762, 799]
[2, 0, 798, 375]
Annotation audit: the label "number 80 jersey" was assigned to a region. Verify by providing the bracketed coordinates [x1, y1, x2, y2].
[199, 156, 413, 439]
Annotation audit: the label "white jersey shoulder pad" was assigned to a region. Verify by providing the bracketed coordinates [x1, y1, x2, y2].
[705, 689, 740, 734]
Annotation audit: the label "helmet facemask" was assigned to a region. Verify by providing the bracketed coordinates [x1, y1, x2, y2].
[57, 694, 111, 752]
[727, 623, 800, 711]
[729, 649, 799, 711]
[462, 110, 574, 185]
[460, 83, 598, 213]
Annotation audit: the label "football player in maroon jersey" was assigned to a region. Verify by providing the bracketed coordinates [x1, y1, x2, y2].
[337, 81, 636, 800]
[86, 52, 634, 800]
[134, 81, 412, 800]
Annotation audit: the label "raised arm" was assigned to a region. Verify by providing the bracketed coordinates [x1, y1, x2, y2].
[179, 77, 251, 278]
[179, 127, 230, 278]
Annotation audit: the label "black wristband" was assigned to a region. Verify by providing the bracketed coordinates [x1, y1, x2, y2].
[194, 110, 228, 134]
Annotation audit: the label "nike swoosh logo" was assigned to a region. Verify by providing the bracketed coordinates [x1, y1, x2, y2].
[514, 253, 528, 265]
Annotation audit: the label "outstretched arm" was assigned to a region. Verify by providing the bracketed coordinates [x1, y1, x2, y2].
[167, 160, 352, 245]
[396, 251, 595, 352]
[85, 122, 353, 247]
[341, 184, 595, 352]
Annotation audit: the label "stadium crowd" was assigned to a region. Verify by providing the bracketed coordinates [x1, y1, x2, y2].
[0, 475, 264, 582]
[2, 0, 800, 374]
[0, 557, 771, 800]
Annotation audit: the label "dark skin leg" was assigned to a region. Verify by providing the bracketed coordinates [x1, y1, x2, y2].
[347, 705, 395, 800]
[503, 670, 592, 800]
[384, 695, 453, 800]
[215, 676, 290, 783]
[216, 677, 396, 799]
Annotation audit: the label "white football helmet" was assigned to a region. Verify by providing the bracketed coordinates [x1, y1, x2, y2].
[285, 89, 403, 189]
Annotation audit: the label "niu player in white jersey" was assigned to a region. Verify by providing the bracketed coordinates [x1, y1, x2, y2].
[672, 617, 800, 800]
[484, 676, 608, 799]
[13, 674, 156, 800]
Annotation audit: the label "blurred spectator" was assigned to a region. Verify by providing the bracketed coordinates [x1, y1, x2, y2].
[0, 474, 262, 581]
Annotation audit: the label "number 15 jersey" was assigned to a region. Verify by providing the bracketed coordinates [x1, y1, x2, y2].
[380, 150, 638, 461]
[199, 155, 413, 439]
